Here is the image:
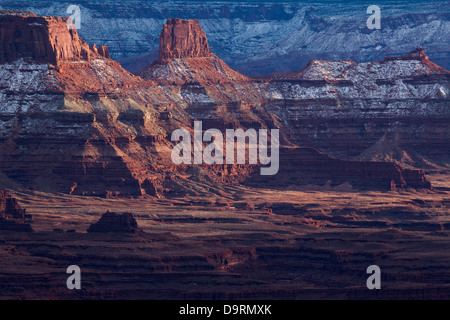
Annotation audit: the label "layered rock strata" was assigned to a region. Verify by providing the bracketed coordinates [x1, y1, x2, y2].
[260, 48, 450, 165]
[0, 13, 441, 196]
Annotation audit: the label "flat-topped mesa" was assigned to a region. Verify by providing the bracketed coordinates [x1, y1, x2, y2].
[159, 18, 212, 60]
[0, 10, 110, 64]
[382, 47, 449, 74]
[265, 47, 449, 81]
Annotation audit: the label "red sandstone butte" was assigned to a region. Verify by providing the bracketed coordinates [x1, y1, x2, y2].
[159, 18, 212, 60]
[0, 10, 110, 64]
[139, 18, 249, 85]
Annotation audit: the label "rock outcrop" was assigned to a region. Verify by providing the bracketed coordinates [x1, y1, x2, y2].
[384, 47, 433, 63]
[139, 18, 249, 85]
[0, 189, 26, 219]
[0, 189, 32, 231]
[159, 18, 212, 60]
[0, 10, 110, 64]
[264, 47, 449, 81]
[87, 211, 141, 233]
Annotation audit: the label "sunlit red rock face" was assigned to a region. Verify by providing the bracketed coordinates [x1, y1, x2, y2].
[0, 10, 109, 65]
[138, 18, 436, 191]
[159, 18, 212, 60]
[139, 18, 250, 86]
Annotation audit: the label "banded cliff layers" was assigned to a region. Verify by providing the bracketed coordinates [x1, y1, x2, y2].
[0, 11, 443, 197]
[0, 10, 190, 197]
[261, 48, 450, 168]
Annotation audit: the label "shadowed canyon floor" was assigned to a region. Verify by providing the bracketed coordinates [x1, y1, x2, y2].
[1, 174, 449, 299]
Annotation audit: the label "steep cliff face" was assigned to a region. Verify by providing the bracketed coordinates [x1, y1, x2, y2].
[0, 189, 26, 219]
[87, 211, 141, 233]
[142, 19, 449, 170]
[265, 48, 449, 81]
[138, 18, 435, 190]
[0, 10, 110, 65]
[0, 12, 273, 197]
[138, 18, 275, 141]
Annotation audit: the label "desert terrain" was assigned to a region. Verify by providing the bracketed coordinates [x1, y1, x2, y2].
[0, 10, 448, 300]
[1, 173, 449, 299]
